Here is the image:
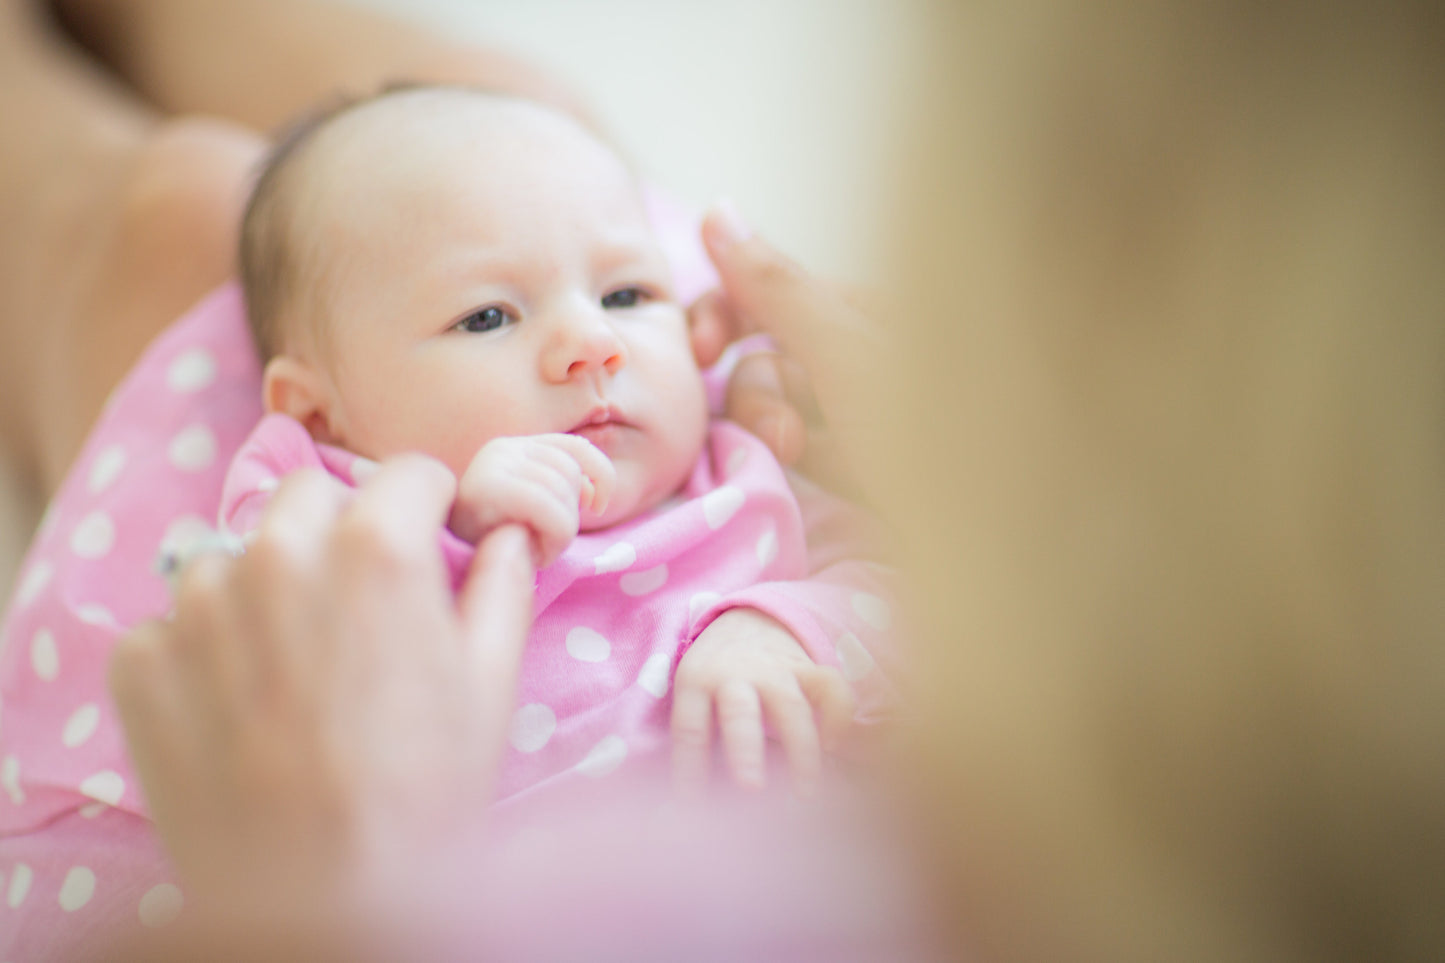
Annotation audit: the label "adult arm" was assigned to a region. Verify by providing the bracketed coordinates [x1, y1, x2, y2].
[53, 0, 595, 132]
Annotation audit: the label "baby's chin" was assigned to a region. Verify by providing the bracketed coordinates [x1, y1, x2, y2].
[579, 423, 707, 531]
[579, 488, 676, 532]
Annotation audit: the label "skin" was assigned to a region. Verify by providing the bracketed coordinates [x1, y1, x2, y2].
[264, 92, 709, 534]
[261, 91, 854, 793]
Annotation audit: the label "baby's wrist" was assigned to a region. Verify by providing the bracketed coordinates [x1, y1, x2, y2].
[695, 605, 811, 656]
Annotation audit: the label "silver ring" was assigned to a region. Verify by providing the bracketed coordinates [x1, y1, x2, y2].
[154, 527, 248, 594]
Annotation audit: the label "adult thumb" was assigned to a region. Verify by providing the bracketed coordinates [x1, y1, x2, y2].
[700, 203, 886, 441]
[458, 524, 535, 718]
[698, 202, 846, 372]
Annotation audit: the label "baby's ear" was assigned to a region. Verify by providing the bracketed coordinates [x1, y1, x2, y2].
[262, 355, 344, 446]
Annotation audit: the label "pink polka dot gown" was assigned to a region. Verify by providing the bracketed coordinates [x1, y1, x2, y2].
[0, 194, 898, 956]
[219, 412, 898, 810]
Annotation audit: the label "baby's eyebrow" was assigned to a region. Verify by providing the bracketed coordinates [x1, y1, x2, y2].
[590, 238, 669, 276]
[425, 247, 528, 286]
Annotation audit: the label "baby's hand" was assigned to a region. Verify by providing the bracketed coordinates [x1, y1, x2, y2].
[450, 434, 616, 567]
[672, 607, 855, 798]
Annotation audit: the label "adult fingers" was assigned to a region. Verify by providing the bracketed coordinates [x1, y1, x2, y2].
[688, 288, 736, 369]
[242, 469, 350, 666]
[337, 453, 457, 579]
[108, 619, 207, 877]
[724, 353, 809, 466]
[670, 684, 714, 796]
[165, 549, 251, 720]
[456, 525, 536, 746]
[109, 619, 189, 780]
[254, 467, 351, 549]
[716, 680, 767, 790]
[699, 203, 853, 371]
[701, 203, 889, 501]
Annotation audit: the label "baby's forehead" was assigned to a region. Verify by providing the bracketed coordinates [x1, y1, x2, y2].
[304, 89, 628, 190]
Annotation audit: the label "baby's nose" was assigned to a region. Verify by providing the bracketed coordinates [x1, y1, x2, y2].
[548, 307, 627, 380]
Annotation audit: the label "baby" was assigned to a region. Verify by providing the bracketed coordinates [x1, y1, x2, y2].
[222, 86, 894, 802]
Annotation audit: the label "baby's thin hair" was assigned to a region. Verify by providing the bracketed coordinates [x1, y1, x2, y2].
[239, 94, 351, 362]
[238, 82, 526, 362]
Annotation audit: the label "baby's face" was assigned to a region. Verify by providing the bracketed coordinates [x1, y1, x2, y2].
[291, 95, 708, 528]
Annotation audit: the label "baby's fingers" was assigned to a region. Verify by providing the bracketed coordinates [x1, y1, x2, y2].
[538, 434, 616, 515]
[716, 680, 767, 790]
[670, 685, 714, 797]
[764, 683, 824, 799]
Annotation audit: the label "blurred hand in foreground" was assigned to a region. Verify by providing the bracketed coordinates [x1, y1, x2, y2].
[109, 456, 536, 918]
[693, 204, 890, 501]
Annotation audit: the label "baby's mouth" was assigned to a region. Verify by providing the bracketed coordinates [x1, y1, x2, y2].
[567, 405, 630, 449]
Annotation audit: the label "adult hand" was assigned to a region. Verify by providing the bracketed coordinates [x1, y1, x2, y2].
[108, 456, 536, 919]
[692, 205, 890, 501]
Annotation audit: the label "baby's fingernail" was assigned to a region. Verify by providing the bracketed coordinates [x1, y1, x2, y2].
[709, 198, 753, 251]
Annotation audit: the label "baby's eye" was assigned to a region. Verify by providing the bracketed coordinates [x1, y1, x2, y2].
[453, 305, 514, 334]
[601, 287, 650, 310]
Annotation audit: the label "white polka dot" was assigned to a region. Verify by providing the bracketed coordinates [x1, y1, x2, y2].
[168, 425, 217, 472]
[619, 563, 668, 596]
[349, 457, 379, 485]
[13, 560, 53, 609]
[636, 652, 672, 698]
[69, 511, 116, 559]
[565, 627, 611, 663]
[756, 525, 779, 567]
[7, 863, 32, 908]
[62, 704, 101, 749]
[256, 475, 281, 493]
[76, 604, 118, 629]
[576, 735, 628, 777]
[87, 444, 127, 494]
[167, 348, 218, 393]
[79, 802, 106, 819]
[726, 446, 749, 477]
[703, 485, 746, 529]
[139, 883, 184, 928]
[31, 629, 59, 681]
[79, 769, 125, 807]
[508, 703, 557, 753]
[688, 591, 723, 627]
[851, 592, 893, 631]
[835, 632, 877, 682]
[592, 541, 637, 575]
[2, 755, 24, 805]
[58, 866, 96, 912]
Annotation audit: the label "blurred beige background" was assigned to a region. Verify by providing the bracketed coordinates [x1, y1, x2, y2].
[0, 0, 924, 605]
[349, 0, 924, 280]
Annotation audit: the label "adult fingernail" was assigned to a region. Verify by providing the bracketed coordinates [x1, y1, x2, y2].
[708, 198, 753, 252]
[758, 410, 804, 465]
